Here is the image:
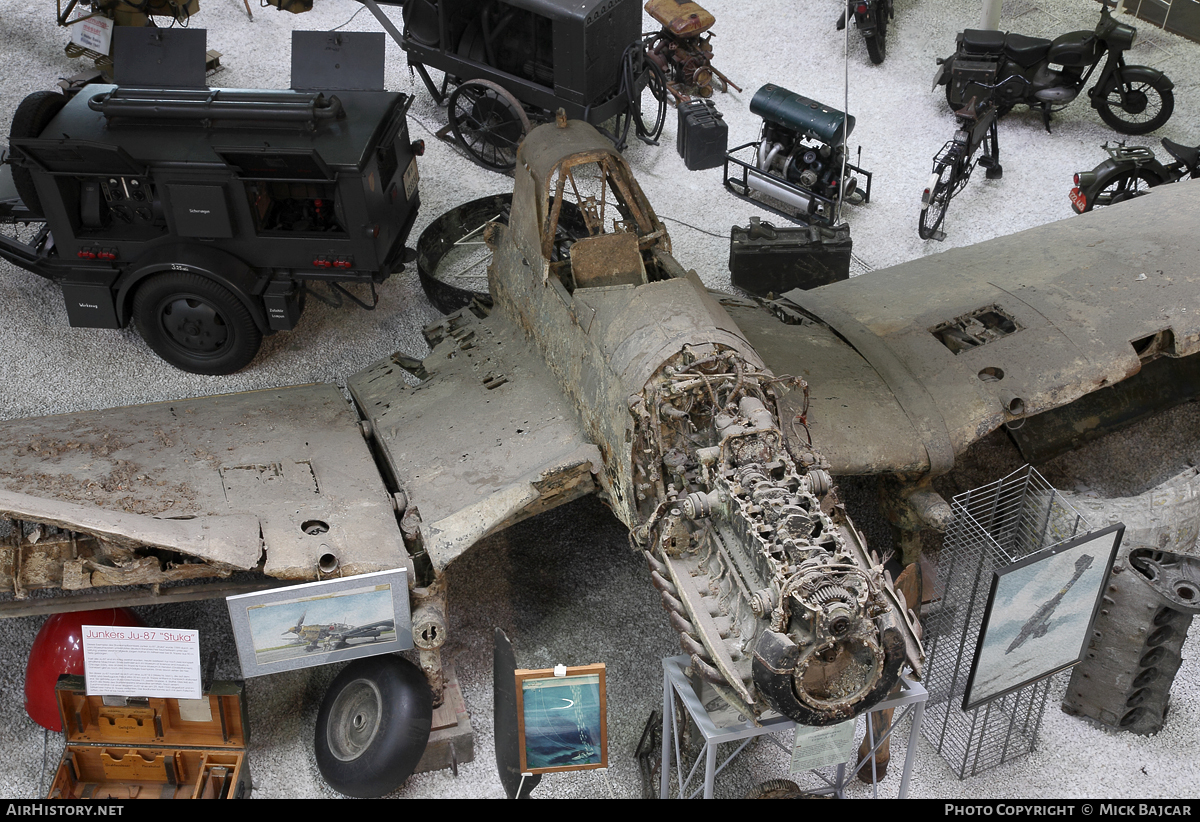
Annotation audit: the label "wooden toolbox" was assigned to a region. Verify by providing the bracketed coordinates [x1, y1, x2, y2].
[48, 676, 250, 800]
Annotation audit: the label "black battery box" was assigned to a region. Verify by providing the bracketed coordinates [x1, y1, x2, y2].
[677, 100, 728, 171]
[729, 217, 851, 297]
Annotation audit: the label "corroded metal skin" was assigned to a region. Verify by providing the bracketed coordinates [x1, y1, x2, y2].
[487, 120, 922, 723]
[632, 352, 918, 723]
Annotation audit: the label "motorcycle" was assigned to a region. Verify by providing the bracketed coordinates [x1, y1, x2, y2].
[836, 0, 894, 65]
[1069, 138, 1200, 213]
[933, 0, 1173, 135]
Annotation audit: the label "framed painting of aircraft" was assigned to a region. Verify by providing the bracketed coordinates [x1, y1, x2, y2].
[227, 568, 411, 677]
[963, 524, 1124, 710]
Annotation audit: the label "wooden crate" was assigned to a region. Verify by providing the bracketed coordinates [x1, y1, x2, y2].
[47, 676, 249, 800]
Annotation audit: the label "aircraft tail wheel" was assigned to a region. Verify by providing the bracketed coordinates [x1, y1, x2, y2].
[315, 654, 433, 797]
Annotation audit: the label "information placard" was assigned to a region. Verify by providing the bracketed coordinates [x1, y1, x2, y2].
[790, 719, 857, 772]
[69, 13, 113, 55]
[82, 625, 202, 699]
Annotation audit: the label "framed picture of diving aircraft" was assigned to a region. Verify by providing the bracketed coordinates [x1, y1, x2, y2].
[226, 568, 412, 677]
[515, 664, 608, 775]
[963, 524, 1124, 711]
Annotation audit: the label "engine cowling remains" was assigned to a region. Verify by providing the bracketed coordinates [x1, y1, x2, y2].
[631, 343, 921, 724]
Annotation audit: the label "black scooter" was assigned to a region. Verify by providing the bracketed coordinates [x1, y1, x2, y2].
[933, 0, 1173, 135]
[1069, 139, 1200, 213]
[837, 0, 893, 65]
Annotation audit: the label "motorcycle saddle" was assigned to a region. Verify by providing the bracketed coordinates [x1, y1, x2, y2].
[1162, 138, 1199, 169]
[962, 29, 1051, 67]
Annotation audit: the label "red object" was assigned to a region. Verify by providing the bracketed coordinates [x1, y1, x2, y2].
[1069, 186, 1087, 213]
[24, 608, 144, 731]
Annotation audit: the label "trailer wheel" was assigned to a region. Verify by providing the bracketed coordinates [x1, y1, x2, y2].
[448, 80, 530, 172]
[9, 91, 67, 217]
[315, 655, 433, 798]
[132, 272, 262, 375]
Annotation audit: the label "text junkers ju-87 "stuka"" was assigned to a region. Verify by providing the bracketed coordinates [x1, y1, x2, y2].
[4, 115, 1200, 796]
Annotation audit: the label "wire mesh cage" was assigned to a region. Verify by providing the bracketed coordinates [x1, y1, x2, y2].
[921, 464, 1089, 779]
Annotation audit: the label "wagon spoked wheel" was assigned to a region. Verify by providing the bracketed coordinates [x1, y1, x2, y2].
[448, 79, 531, 172]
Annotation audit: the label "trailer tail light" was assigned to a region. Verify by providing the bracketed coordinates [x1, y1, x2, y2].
[333, 257, 353, 269]
[312, 256, 332, 268]
[857, 3, 868, 13]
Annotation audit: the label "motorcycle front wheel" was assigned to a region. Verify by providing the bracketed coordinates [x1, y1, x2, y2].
[1085, 169, 1162, 211]
[1095, 74, 1174, 135]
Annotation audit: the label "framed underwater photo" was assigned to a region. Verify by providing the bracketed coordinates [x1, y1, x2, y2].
[515, 663, 608, 774]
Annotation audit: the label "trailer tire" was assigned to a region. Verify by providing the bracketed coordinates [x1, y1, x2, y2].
[315, 655, 433, 797]
[9, 91, 67, 218]
[132, 271, 262, 374]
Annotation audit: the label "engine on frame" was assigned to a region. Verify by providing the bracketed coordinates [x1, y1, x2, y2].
[731, 83, 872, 227]
[760, 122, 853, 201]
[629, 342, 921, 725]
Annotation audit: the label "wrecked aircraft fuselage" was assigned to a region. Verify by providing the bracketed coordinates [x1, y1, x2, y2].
[475, 119, 923, 723]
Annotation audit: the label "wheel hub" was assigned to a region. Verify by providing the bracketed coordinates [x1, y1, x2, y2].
[470, 97, 524, 149]
[162, 297, 228, 353]
[326, 678, 383, 762]
[1123, 89, 1148, 115]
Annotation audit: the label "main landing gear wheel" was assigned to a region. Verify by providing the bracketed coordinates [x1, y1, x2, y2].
[132, 271, 262, 375]
[448, 79, 531, 172]
[9, 91, 67, 217]
[1095, 76, 1174, 135]
[315, 655, 433, 798]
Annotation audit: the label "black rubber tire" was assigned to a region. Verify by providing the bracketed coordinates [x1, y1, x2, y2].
[1084, 169, 1161, 212]
[1095, 74, 1174, 135]
[9, 91, 67, 217]
[919, 162, 955, 241]
[315, 655, 433, 798]
[132, 271, 262, 375]
[865, 12, 887, 65]
[448, 80, 529, 172]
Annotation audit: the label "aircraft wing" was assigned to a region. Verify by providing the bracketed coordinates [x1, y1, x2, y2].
[340, 619, 396, 640]
[347, 308, 602, 573]
[0, 385, 406, 586]
[726, 181, 1200, 476]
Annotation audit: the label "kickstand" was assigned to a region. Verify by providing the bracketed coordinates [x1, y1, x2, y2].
[1041, 104, 1053, 133]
